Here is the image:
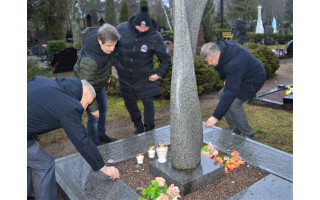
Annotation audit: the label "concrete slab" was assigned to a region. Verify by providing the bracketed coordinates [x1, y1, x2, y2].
[229, 174, 293, 200]
[149, 154, 225, 196]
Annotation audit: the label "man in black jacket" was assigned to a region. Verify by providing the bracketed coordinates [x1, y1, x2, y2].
[27, 76, 119, 200]
[115, 6, 171, 135]
[200, 41, 266, 140]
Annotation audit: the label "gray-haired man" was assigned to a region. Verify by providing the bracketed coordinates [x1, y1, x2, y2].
[200, 41, 266, 140]
[74, 23, 121, 145]
[28, 76, 120, 200]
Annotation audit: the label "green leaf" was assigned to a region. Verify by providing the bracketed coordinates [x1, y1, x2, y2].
[138, 198, 147, 200]
[151, 180, 158, 187]
[202, 145, 209, 151]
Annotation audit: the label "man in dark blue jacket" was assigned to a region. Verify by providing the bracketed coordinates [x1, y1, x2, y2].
[200, 41, 266, 140]
[115, 6, 171, 135]
[27, 76, 119, 200]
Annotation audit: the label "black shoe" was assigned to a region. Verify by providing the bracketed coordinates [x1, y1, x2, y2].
[99, 135, 118, 143]
[132, 119, 145, 135]
[144, 124, 155, 132]
[27, 196, 35, 200]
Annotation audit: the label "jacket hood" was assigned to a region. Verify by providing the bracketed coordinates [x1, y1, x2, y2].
[80, 29, 114, 69]
[215, 40, 241, 70]
[128, 16, 158, 36]
[56, 76, 82, 101]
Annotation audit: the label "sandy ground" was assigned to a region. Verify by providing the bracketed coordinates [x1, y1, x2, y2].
[41, 58, 293, 159]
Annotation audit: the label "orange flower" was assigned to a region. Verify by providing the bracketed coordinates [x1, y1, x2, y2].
[231, 151, 239, 157]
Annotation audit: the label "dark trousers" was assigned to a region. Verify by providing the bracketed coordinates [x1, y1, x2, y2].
[218, 88, 254, 138]
[27, 142, 58, 200]
[124, 97, 154, 125]
[86, 87, 108, 145]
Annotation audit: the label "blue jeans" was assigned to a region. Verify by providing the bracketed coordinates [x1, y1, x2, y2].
[86, 87, 108, 145]
[27, 142, 58, 200]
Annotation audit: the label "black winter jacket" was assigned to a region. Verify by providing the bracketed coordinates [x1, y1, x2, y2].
[213, 40, 266, 120]
[115, 16, 171, 99]
[74, 29, 115, 112]
[27, 76, 105, 171]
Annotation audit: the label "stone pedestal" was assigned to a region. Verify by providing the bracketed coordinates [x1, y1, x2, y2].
[149, 154, 225, 196]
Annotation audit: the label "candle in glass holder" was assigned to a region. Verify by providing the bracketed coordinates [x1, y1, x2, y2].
[156, 142, 168, 163]
[136, 152, 144, 164]
[148, 146, 155, 158]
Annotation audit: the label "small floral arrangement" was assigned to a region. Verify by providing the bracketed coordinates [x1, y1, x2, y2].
[201, 142, 219, 158]
[202, 143, 245, 173]
[286, 86, 293, 96]
[138, 177, 181, 200]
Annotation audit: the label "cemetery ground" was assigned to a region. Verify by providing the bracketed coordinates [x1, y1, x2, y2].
[38, 58, 292, 199]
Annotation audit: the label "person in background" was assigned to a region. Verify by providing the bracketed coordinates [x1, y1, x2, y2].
[200, 41, 266, 140]
[74, 23, 120, 145]
[115, 6, 171, 135]
[27, 76, 120, 200]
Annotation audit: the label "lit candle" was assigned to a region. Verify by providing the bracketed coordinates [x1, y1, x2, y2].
[136, 152, 144, 164]
[156, 142, 168, 163]
[148, 146, 155, 158]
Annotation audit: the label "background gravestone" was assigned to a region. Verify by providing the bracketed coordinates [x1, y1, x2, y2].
[264, 25, 274, 45]
[51, 48, 78, 73]
[31, 44, 44, 55]
[233, 20, 247, 44]
[170, 0, 207, 170]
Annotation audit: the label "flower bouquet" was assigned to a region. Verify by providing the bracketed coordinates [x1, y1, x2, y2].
[202, 143, 245, 173]
[138, 177, 181, 200]
[286, 86, 293, 96]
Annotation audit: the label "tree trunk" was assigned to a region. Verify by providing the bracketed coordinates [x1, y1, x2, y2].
[70, 0, 82, 49]
[161, 0, 172, 30]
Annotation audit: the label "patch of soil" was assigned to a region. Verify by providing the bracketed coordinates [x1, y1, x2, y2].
[115, 150, 268, 200]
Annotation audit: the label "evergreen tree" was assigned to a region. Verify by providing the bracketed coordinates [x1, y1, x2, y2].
[105, 0, 116, 26]
[39, 0, 69, 40]
[201, 0, 216, 43]
[139, 0, 148, 8]
[227, 0, 257, 23]
[284, 0, 293, 24]
[119, 0, 130, 23]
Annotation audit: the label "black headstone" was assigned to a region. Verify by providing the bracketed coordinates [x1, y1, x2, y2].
[51, 48, 78, 73]
[233, 20, 247, 44]
[286, 40, 293, 56]
[264, 26, 274, 45]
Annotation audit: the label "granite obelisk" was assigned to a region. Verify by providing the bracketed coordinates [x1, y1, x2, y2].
[170, 0, 207, 170]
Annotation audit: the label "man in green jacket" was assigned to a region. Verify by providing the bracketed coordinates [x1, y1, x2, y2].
[74, 23, 120, 145]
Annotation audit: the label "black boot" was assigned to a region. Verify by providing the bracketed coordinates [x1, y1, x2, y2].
[99, 135, 118, 144]
[144, 124, 155, 132]
[132, 119, 145, 135]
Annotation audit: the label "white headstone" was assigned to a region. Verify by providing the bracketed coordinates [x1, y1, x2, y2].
[256, 5, 264, 34]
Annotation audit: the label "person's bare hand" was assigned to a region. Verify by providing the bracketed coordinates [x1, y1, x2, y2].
[205, 116, 218, 128]
[149, 74, 161, 82]
[100, 166, 120, 180]
[91, 110, 99, 118]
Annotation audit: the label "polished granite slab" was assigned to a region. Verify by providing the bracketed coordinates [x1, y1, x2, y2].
[229, 174, 293, 200]
[55, 124, 293, 199]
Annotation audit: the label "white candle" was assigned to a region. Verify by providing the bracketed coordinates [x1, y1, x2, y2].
[136, 153, 144, 164]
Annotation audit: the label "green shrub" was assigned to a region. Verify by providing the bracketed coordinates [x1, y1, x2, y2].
[47, 40, 66, 61]
[284, 34, 293, 43]
[27, 59, 52, 79]
[247, 32, 264, 43]
[243, 43, 280, 78]
[154, 55, 224, 98]
[161, 30, 174, 41]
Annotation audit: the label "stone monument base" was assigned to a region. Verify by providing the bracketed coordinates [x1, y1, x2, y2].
[149, 154, 225, 196]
